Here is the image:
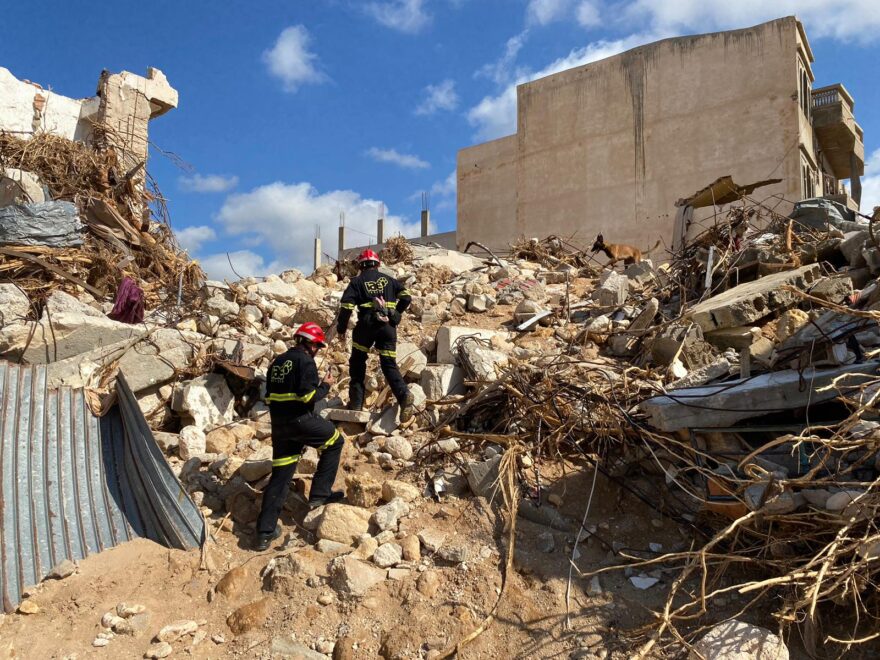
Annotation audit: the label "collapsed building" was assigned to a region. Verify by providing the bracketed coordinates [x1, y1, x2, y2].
[1, 32, 880, 660]
[457, 16, 866, 254]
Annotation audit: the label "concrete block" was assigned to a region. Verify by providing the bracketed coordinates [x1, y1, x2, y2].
[0, 169, 45, 205]
[420, 364, 465, 400]
[326, 408, 372, 424]
[623, 259, 655, 287]
[397, 342, 428, 379]
[592, 270, 629, 307]
[840, 231, 868, 267]
[435, 326, 507, 365]
[705, 326, 761, 350]
[809, 276, 853, 303]
[687, 264, 820, 332]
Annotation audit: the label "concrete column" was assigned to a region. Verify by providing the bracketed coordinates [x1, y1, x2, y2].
[851, 152, 862, 207]
[313, 237, 321, 272]
[420, 209, 430, 237]
[377, 217, 384, 244]
[338, 225, 346, 262]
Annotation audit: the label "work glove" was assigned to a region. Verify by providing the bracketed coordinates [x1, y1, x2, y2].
[387, 309, 401, 327]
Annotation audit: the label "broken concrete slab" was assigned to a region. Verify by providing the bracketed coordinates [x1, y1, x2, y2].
[326, 408, 372, 424]
[435, 326, 508, 365]
[0, 283, 30, 325]
[840, 231, 869, 267]
[420, 364, 465, 400]
[592, 270, 629, 307]
[18, 313, 140, 364]
[641, 361, 880, 431]
[172, 373, 235, 429]
[687, 264, 820, 332]
[809, 276, 853, 303]
[459, 340, 508, 382]
[705, 326, 762, 350]
[396, 342, 428, 379]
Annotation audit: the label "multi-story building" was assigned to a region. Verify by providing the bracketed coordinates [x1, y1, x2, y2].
[456, 16, 865, 253]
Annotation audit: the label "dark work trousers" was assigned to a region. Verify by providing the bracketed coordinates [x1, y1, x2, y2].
[256, 412, 343, 535]
[348, 321, 408, 409]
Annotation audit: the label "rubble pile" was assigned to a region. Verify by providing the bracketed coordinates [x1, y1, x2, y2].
[0, 129, 203, 311]
[3, 159, 880, 655]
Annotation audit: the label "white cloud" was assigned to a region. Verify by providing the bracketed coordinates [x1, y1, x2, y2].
[431, 170, 457, 198]
[178, 174, 239, 193]
[622, 0, 880, 43]
[366, 0, 431, 34]
[476, 31, 529, 86]
[263, 25, 325, 92]
[576, 0, 602, 27]
[366, 147, 430, 170]
[415, 79, 459, 115]
[861, 149, 880, 216]
[175, 225, 216, 254]
[527, 0, 572, 26]
[214, 182, 422, 276]
[468, 34, 653, 140]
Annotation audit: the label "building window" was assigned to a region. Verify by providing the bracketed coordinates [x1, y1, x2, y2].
[797, 62, 811, 120]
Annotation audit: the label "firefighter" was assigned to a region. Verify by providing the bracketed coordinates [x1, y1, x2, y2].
[337, 248, 414, 421]
[254, 322, 344, 551]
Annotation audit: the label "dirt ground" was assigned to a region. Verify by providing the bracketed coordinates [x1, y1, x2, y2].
[0, 441, 694, 660]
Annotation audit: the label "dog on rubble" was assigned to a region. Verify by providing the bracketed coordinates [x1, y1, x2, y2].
[590, 234, 661, 268]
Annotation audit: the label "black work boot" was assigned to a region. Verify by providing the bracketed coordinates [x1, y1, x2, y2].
[254, 525, 282, 551]
[308, 490, 345, 510]
[347, 400, 363, 411]
[399, 391, 416, 423]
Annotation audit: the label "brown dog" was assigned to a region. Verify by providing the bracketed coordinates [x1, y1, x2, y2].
[590, 234, 660, 267]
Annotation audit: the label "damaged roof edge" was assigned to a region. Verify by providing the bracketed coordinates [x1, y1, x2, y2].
[0, 362, 203, 612]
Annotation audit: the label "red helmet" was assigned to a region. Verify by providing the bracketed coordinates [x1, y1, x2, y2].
[294, 322, 326, 347]
[357, 249, 381, 267]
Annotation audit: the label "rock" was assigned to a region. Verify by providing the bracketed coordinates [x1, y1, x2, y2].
[226, 597, 272, 635]
[153, 431, 179, 453]
[102, 611, 124, 628]
[450, 297, 467, 316]
[316, 504, 372, 544]
[329, 555, 387, 597]
[369, 384, 426, 435]
[371, 498, 409, 532]
[45, 559, 76, 580]
[144, 642, 173, 659]
[205, 294, 240, 319]
[384, 436, 413, 460]
[466, 454, 501, 499]
[327, 408, 372, 424]
[381, 480, 420, 503]
[205, 427, 237, 455]
[802, 488, 832, 508]
[116, 602, 146, 618]
[417, 570, 441, 598]
[115, 611, 151, 636]
[624, 259, 656, 286]
[317, 592, 334, 606]
[271, 638, 327, 659]
[421, 364, 465, 401]
[215, 565, 249, 599]
[436, 438, 459, 454]
[459, 341, 508, 382]
[17, 600, 39, 614]
[45, 290, 102, 318]
[316, 539, 352, 556]
[467, 294, 494, 313]
[513, 299, 547, 324]
[400, 535, 421, 561]
[417, 528, 446, 553]
[397, 342, 428, 379]
[435, 326, 507, 365]
[592, 270, 629, 307]
[93, 637, 110, 647]
[438, 545, 470, 563]
[351, 536, 379, 561]
[345, 474, 383, 508]
[372, 543, 403, 568]
[298, 446, 320, 475]
[173, 374, 235, 429]
[239, 446, 273, 482]
[178, 426, 206, 461]
[537, 531, 555, 553]
[776, 309, 810, 343]
[809, 276, 853, 303]
[689, 619, 789, 660]
[0, 168, 45, 205]
[826, 490, 864, 513]
[0, 283, 30, 325]
[156, 619, 198, 643]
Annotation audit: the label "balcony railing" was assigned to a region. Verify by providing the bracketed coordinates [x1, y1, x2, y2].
[812, 84, 854, 111]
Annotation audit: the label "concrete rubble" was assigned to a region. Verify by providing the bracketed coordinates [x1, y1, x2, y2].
[2, 71, 880, 656]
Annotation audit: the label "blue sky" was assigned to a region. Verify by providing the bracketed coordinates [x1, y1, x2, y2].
[2, 1, 879, 279]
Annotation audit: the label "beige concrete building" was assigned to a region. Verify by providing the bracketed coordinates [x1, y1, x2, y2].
[457, 16, 865, 254]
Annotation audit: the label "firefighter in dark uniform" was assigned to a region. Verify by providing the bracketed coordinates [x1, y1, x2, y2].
[337, 249, 414, 421]
[254, 322, 344, 551]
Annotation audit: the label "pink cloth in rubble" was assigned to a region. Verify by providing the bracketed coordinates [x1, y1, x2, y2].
[108, 276, 145, 324]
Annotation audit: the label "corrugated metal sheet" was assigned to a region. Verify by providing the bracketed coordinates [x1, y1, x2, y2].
[0, 362, 204, 612]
